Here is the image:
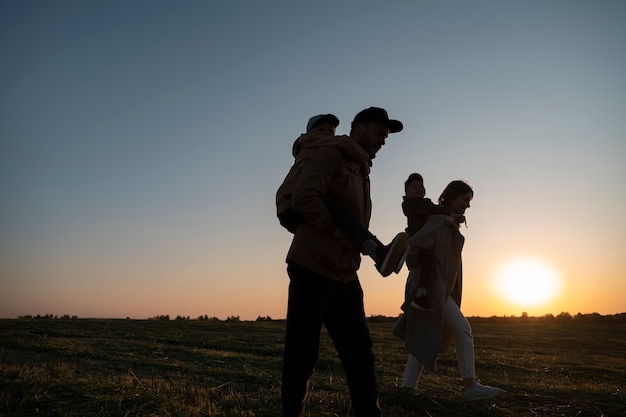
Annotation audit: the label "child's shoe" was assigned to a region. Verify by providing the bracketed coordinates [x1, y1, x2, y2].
[394, 252, 407, 274]
[375, 232, 408, 277]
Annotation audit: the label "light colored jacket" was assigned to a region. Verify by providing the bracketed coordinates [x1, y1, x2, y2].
[392, 215, 464, 371]
[285, 139, 371, 283]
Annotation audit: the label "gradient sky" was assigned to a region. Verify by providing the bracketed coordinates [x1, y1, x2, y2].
[2, 1, 625, 320]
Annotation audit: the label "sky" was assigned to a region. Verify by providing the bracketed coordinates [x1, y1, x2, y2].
[1, 1, 625, 320]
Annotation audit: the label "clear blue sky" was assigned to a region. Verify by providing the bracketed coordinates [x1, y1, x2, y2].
[2, 1, 625, 320]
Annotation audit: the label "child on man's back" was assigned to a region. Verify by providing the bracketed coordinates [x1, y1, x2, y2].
[275, 114, 407, 277]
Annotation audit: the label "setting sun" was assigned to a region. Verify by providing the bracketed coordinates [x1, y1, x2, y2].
[494, 259, 561, 308]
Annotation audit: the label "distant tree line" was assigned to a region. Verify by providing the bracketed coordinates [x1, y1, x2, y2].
[14, 312, 626, 323]
[368, 312, 626, 324]
[16, 314, 79, 320]
[14, 314, 251, 321]
[478, 311, 626, 323]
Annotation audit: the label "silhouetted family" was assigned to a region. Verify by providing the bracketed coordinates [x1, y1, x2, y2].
[276, 107, 501, 417]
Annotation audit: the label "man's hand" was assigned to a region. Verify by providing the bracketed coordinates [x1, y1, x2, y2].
[346, 161, 360, 173]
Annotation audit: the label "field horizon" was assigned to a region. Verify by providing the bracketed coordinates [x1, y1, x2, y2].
[10, 311, 626, 323]
[1, 315, 624, 416]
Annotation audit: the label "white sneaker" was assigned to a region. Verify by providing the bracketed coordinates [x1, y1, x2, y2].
[462, 382, 502, 400]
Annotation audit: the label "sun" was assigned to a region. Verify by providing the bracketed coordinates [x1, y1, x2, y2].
[495, 259, 560, 308]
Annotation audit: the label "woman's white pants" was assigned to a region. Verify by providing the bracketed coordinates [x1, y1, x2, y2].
[401, 296, 476, 388]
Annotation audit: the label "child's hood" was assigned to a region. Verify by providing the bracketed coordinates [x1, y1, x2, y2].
[292, 133, 369, 171]
[291, 132, 348, 157]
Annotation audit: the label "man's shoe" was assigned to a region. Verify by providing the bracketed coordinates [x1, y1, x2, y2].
[375, 232, 408, 277]
[410, 295, 434, 311]
[462, 382, 502, 401]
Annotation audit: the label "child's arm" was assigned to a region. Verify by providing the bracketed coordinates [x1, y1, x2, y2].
[335, 137, 370, 174]
[404, 197, 447, 218]
[424, 199, 450, 216]
[346, 161, 360, 173]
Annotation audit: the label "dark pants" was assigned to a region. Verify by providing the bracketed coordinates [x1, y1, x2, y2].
[281, 262, 381, 417]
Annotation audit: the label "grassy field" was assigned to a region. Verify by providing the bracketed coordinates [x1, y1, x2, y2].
[1, 316, 624, 416]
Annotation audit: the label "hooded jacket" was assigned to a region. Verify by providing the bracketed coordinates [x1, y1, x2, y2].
[284, 134, 371, 283]
[392, 215, 464, 371]
[276, 132, 370, 216]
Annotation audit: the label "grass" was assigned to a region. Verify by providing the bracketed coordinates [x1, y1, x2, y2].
[1, 316, 624, 416]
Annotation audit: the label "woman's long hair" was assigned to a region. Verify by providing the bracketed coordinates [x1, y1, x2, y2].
[438, 180, 473, 206]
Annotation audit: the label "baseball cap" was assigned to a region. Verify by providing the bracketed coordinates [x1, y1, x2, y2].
[351, 107, 403, 133]
[306, 114, 340, 133]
